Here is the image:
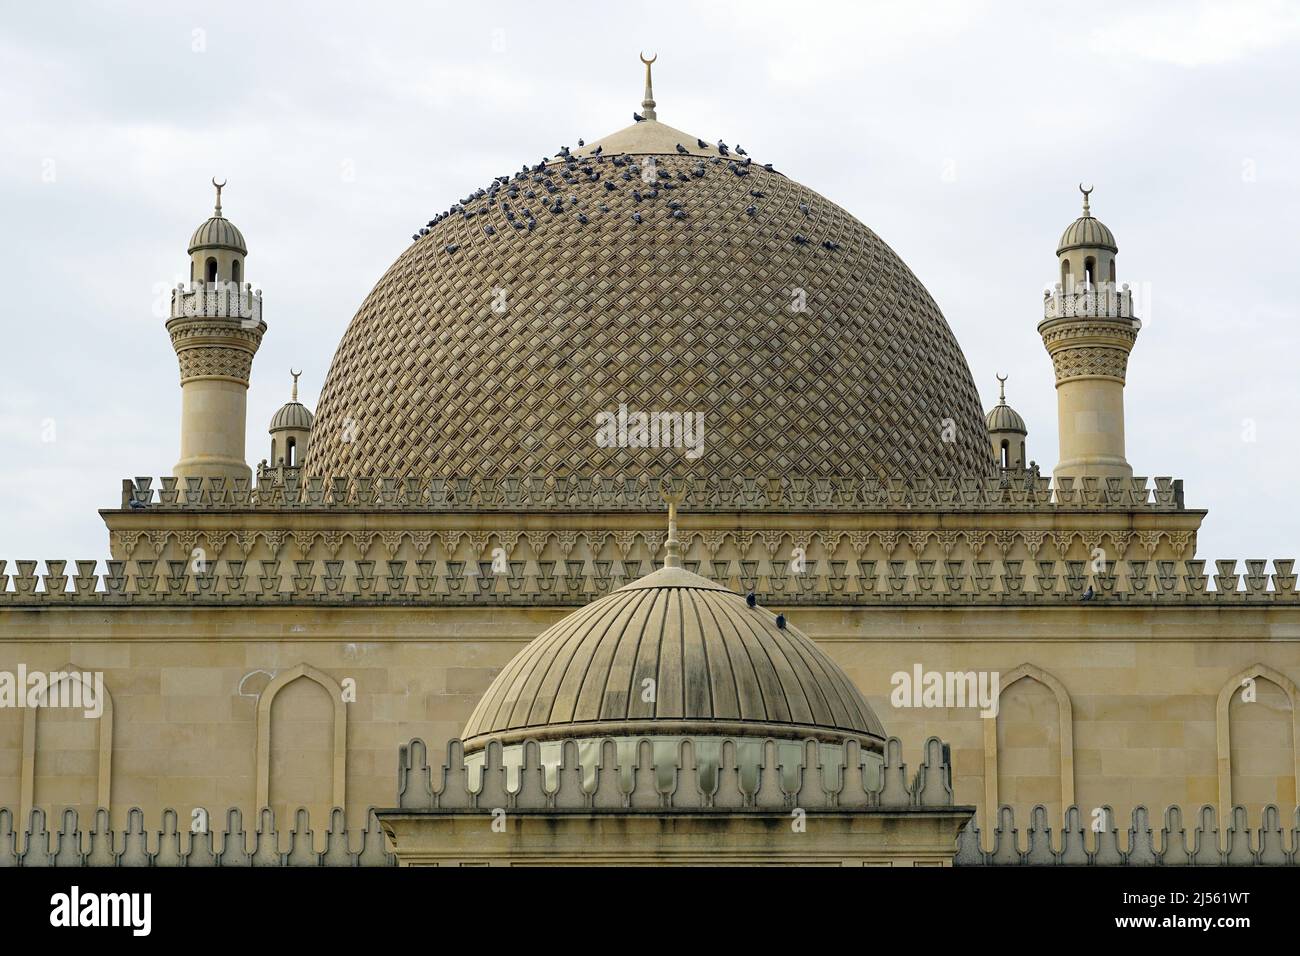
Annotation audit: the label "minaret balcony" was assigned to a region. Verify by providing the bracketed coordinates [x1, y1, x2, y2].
[1042, 282, 1132, 321]
[170, 280, 262, 324]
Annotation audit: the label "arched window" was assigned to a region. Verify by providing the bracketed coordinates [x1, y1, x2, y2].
[1084, 256, 1096, 289]
[1000, 439, 1009, 469]
[271, 438, 279, 464]
[231, 259, 242, 284]
[205, 257, 218, 283]
[1019, 441, 1026, 467]
[1060, 259, 1071, 288]
[286, 437, 296, 467]
[1108, 259, 1116, 283]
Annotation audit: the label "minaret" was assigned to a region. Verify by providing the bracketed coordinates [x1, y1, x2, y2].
[1039, 186, 1140, 482]
[166, 180, 267, 484]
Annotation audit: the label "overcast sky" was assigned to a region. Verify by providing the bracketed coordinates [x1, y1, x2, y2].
[1, 0, 1298, 565]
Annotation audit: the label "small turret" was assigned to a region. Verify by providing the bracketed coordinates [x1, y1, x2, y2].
[269, 370, 313, 468]
[986, 374, 1028, 472]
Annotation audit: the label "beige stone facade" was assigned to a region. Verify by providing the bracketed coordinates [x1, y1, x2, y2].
[3, 68, 1296, 867]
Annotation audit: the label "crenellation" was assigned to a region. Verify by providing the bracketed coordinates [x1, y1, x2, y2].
[960, 802, 1300, 865]
[116, 473, 1198, 513]
[16, 550, 1300, 604]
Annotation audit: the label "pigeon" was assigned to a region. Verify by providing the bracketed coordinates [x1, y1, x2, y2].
[745, 205, 757, 216]
[410, 233, 420, 241]
[593, 146, 603, 157]
[799, 202, 811, 216]
[577, 138, 585, 146]
[483, 225, 495, 236]
[736, 144, 747, 156]
[444, 243, 459, 253]
[697, 138, 708, 149]
[821, 240, 840, 251]
[775, 613, 787, 630]
[632, 189, 642, 202]
[1081, 585, 1095, 602]
[746, 592, 756, 608]
[576, 213, 589, 224]
[128, 496, 148, 510]
[717, 141, 730, 156]
[604, 181, 617, 191]
[633, 112, 645, 122]
[676, 143, 688, 154]
[762, 163, 774, 171]
[631, 212, 642, 223]
[597, 203, 610, 212]
[793, 234, 810, 245]
[672, 209, 685, 219]
[749, 190, 765, 198]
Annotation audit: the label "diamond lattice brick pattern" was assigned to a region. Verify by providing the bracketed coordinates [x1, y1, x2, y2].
[305, 155, 993, 484]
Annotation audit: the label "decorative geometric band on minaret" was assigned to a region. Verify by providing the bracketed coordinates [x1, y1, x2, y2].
[1039, 319, 1139, 385]
[167, 317, 266, 385]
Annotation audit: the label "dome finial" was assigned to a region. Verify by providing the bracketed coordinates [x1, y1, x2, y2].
[659, 480, 685, 569]
[290, 368, 302, 402]
[212, 177, 227, 217]
[639, 52, 658, 121]
[996, 372, 1008, 405]
[1079, 182, 1093, 217]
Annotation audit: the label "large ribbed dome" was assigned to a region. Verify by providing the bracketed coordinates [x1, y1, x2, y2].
[461, 563, 886, 751]
[305, 116, 993, 484]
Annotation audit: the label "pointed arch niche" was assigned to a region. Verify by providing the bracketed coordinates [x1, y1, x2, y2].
[19, 668, 114, 827]
[255, 664, 346, 813]
[1216, 663, 1300, 815]
[983, 663, 1075, 835]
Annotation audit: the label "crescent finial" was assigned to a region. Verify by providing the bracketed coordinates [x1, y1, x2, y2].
[996, 373, 1008, 403]
[638, 52, 658, 120]
[290, 368, 302, 401]
[211, 177, 227, 216]
[1078, 182, 1093, 215]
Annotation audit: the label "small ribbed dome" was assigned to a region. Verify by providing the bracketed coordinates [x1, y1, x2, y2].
[188, 215, 247, 255]
[461, 564, 886, 751]
[270, 401, 313, 432]
[986, 402, 1026, 433]
[1057, 215, 1116, 254]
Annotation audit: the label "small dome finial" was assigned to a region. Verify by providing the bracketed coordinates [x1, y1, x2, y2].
[1079, 182, 1093, 217]
[996, 372, 1008, 405]
[212, 177, 227, 217]
[659, 479, 685, 569]
[290, 368, 302, 402]
[639, 52, 658, 121]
